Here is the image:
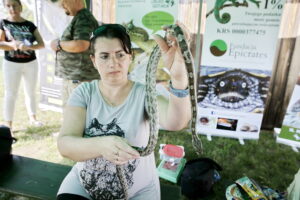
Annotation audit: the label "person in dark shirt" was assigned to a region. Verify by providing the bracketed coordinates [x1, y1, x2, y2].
[0, 0, 45, 133]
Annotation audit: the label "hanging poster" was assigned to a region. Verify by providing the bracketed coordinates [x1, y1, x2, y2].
[277, 74, 300, 151]
[37, 0, 72, 112]
[197, 0, 284, 142]
[115, 0, 178, 84]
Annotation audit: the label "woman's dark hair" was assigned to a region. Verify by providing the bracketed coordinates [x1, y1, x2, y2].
[90, 24, 133, 57]
[3, 0, 22, 6]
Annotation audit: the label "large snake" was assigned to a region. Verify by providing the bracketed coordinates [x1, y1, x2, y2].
[116, 24, 203, 200]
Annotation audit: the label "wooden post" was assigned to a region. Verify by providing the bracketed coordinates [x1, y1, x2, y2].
[279, 11, 300, 125]
[178, 0, 206, 63]
[262, 0, 300, 129]
[92, 0, 116, 23]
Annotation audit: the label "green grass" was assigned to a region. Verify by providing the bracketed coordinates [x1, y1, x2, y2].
[0, 55, 299, 199]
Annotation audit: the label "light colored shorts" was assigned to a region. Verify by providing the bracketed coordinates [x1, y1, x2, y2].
[57, 166, 161, 200]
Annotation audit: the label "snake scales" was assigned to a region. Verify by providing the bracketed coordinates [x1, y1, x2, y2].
[116, 24, 203, 200]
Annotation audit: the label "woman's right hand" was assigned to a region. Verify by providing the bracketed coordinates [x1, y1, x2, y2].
[98, 136, 140, 165]
[9, 40, 21, 51]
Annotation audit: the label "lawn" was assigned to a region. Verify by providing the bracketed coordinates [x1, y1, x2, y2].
[0, 55, 299, 200]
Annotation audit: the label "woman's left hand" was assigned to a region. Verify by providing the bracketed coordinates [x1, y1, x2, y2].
[153, 21, 191, 88]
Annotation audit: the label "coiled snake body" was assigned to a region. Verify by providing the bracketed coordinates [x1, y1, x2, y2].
[116, 24, 203, 200]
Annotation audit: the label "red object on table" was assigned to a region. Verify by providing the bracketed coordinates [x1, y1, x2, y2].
[163, 144, 184, 158]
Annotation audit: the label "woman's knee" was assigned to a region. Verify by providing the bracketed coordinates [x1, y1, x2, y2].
[4, 90, 18, 101]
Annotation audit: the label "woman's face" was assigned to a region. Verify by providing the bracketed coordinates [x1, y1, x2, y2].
[91, 37, 132, 84]
[4, 0, 22, 18]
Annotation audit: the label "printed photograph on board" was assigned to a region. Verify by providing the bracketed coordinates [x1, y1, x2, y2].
[216, 117, 238, 131]
[197, 66, 271, 113]
[116, 0, 178, 83]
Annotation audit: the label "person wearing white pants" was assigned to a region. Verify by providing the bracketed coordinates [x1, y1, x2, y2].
[3, 59, 40, 125]
[0, 0, 44, 131]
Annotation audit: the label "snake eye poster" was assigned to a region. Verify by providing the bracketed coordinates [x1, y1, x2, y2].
[197, 0, 285, 142]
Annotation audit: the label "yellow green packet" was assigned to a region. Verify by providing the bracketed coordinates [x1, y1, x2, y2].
[235, 176, 268, 200]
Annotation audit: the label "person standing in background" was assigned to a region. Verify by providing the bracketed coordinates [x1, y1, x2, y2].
[50, 0, 100, 108]
[0, 0, 45, 132]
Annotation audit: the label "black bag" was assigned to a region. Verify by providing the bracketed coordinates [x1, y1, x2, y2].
[0, 125, 17, 170]
[180, 158, 222, 199]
